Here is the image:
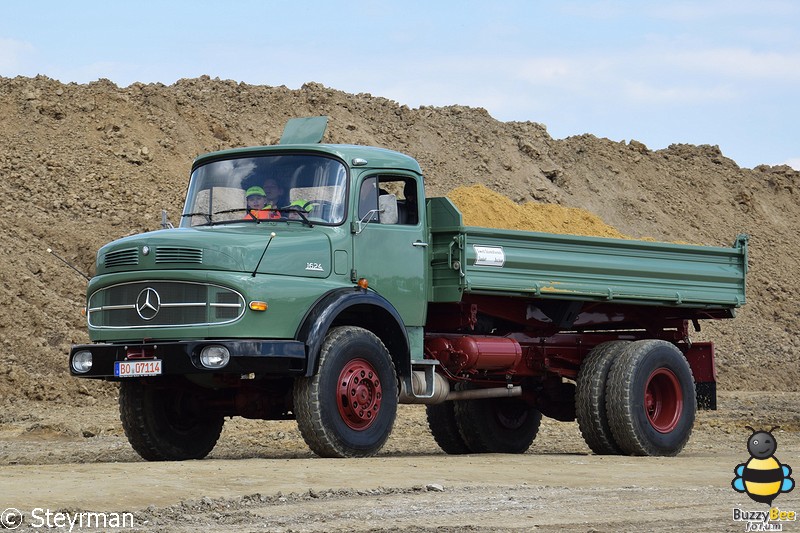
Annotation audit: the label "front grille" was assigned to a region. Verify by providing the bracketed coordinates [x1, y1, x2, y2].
[104, 248, 139, 268]
[156, 246, 203, 264]
[88, 281, 244, 329]
[215, 291, 242, 320]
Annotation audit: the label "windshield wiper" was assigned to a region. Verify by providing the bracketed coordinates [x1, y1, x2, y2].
[181, 212, 212, 224]
[182, 208, 252, 226]
[213, 208, 250, 216]
[275, 206, 314, 227]
[184, 207, 313, 227]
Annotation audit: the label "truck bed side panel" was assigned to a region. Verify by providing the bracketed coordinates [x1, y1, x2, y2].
[428, 197, 747, 310]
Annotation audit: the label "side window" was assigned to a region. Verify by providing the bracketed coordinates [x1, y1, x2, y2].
[359, 175, 420, 225]
[377, 176, 419, 225]
[398, 178, 419, 225]
[358, 177, 378, 221]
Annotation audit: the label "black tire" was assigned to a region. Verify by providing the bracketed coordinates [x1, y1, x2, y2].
[453, 384, 542, 454]
[606, 339, 696, 456]
[118, 380, 224, 461]
[426, 384, 472, 455]
[575, 340, 630, 454]
[293, 326, 398, 458]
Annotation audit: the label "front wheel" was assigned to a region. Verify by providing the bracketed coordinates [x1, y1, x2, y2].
[118, 380, 224, 461]
[605, 339, 696, 456]
[293, 326, 398, 458]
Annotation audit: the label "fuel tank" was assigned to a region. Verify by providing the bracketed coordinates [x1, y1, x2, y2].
[424, 335, 523, 374]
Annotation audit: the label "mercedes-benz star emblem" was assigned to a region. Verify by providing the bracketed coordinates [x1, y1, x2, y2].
[136, 287, 161, 320]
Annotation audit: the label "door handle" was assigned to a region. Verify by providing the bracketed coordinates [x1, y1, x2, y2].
[412, 241, 429, 248]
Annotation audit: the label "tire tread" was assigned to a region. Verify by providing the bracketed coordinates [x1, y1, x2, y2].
[426, 400, 472, 455]
[606, 339, 696, 456]
[575, 340, 629, 455]
[119, 380, 223, 461]
[294, 326, 397, 458]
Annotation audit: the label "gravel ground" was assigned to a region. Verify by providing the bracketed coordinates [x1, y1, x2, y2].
[1, 391, 798, 532]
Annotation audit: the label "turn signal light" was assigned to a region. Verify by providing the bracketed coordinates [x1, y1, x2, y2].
[357, 278, 369, 289]
[249, 301, 268, 311]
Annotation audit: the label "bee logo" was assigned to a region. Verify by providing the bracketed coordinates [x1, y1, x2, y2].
[732, 425, 794, 505]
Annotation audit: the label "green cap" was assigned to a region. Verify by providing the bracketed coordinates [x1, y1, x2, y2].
[290, 199, 312, 211]
[246, 186, 266, 198]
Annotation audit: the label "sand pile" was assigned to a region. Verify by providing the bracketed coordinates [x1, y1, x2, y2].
[448, 184, 629, 239]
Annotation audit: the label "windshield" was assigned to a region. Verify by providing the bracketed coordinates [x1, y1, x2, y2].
[181, 153, 348, 227]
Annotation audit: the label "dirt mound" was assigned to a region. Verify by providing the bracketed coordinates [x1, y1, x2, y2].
[0, 75, 798, 408]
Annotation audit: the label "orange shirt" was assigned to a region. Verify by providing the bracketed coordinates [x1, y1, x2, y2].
[244, 209, 279, 220]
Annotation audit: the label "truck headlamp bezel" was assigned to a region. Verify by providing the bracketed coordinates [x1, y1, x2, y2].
[71, 350, 93, 373]
[199, 345, 231, 369]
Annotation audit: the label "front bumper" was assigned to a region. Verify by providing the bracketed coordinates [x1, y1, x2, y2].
[69, 339, 307, 380]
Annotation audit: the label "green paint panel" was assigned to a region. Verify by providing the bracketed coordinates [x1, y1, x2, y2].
[279, 116, 329, 144]
[428, 197, 747, 309]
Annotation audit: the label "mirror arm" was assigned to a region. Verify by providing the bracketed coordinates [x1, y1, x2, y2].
[352, 208, 382, 235]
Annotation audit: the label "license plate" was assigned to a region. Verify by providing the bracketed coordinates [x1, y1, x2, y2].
[115, 359, 162, 377]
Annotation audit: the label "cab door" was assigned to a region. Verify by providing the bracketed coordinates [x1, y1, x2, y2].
[351, 174, 427, 326]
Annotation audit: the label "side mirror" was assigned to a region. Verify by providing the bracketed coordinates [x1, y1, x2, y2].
[161, 209, 174, 229]
[352, 194, 398, 234]
[379, 194, 398, 225]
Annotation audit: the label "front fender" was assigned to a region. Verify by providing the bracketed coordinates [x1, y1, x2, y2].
[296, 287, 410, 377]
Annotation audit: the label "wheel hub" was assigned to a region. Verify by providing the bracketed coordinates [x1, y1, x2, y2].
[644, 368, 683, 433]
[337, 358, 382, 430]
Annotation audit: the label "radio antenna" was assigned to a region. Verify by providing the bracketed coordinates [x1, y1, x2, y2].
[251, 232, 276, 277]
[47, 248, 91, 281]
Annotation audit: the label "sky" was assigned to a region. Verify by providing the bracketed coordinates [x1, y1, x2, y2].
[1, 1, 798, 170]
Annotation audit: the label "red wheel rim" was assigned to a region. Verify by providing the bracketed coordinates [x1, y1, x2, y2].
[644, 368, 683, 433]
[337, 358, 382, 430]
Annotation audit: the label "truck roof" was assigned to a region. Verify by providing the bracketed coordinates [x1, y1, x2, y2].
[192, 143, 423, 175]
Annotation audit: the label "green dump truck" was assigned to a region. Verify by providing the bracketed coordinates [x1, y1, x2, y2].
[69, 117, 748, 460]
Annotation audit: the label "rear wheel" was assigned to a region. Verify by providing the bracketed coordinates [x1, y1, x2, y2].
[453, 384, 542, 454]
[293, 326, 398, 458]
[575, 340, 630, 454]
[119, 380, 224, 461]
[605, 339, 696, 456]
[426, 383, 472, 455]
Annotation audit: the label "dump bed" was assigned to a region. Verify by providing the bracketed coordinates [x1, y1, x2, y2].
[427, 197, 747, 313]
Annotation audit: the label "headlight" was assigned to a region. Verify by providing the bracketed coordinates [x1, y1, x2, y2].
[199, 345, 230, 369]
[71, 350, 93, 373]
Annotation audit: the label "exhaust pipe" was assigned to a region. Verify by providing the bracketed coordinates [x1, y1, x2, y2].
[399, 370, 451, 404]
[399, 370, 522, 404]
[446, 385, 522, 401]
